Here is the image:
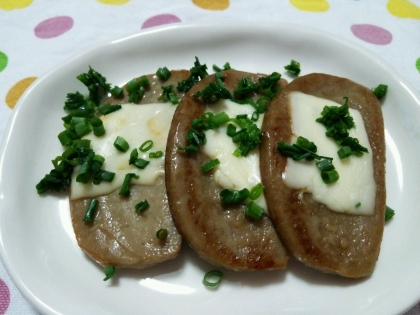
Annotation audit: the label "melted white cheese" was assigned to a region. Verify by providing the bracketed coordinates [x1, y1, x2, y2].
[282, 92, 376, 215]
[70, 103, 175, 200]
[202, 99, 268, 214]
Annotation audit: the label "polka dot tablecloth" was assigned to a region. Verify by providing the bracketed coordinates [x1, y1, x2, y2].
[0, 1, 419, 314]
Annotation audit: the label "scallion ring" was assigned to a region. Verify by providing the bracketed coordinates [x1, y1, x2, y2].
[202, 270, 223, 288]
[156, 228, 168, 240]
[139, 140, 153, 152]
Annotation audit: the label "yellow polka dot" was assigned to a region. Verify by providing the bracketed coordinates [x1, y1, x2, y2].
[192, 0, 229, 10]
[290, 0, 329, 12]
[6, 77, 37, 109]
[0, 0, 33, 10]
[96, 0, 130, 5]
[387, 0, 420, 19]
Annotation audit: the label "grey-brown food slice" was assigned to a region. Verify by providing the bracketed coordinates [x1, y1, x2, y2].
[260, 73, 386, 278]
[70, 70, 189, 268]
[165, 70, 290, 271]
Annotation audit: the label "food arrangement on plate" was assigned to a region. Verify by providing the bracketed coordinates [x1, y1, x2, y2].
[35, 56, 393, 284]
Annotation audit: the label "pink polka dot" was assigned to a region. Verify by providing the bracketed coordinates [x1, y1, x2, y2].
[141, 14, 181, 29]
[0, 279, 10, 315]
[350, 24, 392, 45]
[34, 16, 74, 39]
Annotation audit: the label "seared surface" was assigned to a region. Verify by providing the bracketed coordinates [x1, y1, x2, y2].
[165, 70, 290, 270]
[260, 73, 386, 277]
[70, 70, 189, 268]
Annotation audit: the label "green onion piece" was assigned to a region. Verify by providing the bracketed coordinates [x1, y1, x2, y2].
[90, 118, 105, 137]
[129, 149, 138, 164]
[316, 159, 335, 172]
[245, 201, 264, 220]
[98, 102, 122, 115]
[58, 130, 74, 146]
[203, 270, 223, 288]
[209, 112, 230, 128]
[201, 159, 220, 172]
[284, 60, 301, 76]
[249, 183, 264, 200]
[156, 228, 168, 240]
[128, 89, 145, 103]
[133, 158, 150, 169]
[178, 144, 198, 155]
[139, 75, 150, 88]
[355, 202, 361, 208]
[320, 169, 339, 184]
[139, 140, 153, 152]
[385, 205, 395, 221]
[337, 146, 353, 159]
[156, 67, 171, 80]
[74, 119, 92, 138]
[83, 198, 98, 223]
[110, 86, 123, 97]
[72, 139, 91, 150]
[125, 78, 140, 94]
[372, 84, 388, 99]
[103, 265, 116, 281]
[114, 136, 129, 152]
[212, 62, 231, 72]
[119, 173, 139, 196]
[251, 111, 259, 122]
[90, 155, 105, 174]
[93, 170, 115, 185]
[220, 188, 250, 204]
[135, 200, 149, 212]
[149, 151, 163, 158]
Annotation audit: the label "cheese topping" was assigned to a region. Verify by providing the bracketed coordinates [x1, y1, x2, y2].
[70, 103, 175, 200]
[282, 92, 376, 215]
[202, 99, 268, 214]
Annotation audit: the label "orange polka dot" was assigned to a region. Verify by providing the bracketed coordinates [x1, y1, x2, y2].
[6, 77, 37, 109]
[0, 0, 33, 10]
[387, 0, 420, 19]
[192, 0, 229, 10]
[290, 0, 329, 12]
[96, 0, 130, 5]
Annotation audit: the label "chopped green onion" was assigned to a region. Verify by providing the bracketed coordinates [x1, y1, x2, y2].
[90, 117, 105, 137]
[114, 136, 129, 152]
[316, 159, 335, 172]
[320, 169, 339, 184]
[129, 149, 138, 164]
[372, 84, 388, 99]
[126, 78, 141, 94]
[119, 173, 139, 196]
[385, 205, 395, 221]
[249, 183, 264, 200]
[76, 67, 111, 105]
[110, 86, 123, 97]
[284, 60, 301, 76]
[178, 144, 198, 155]
[201, 159, 220, 172]
[355, 202, 361, 208]
[83, 198, 98, 223]
[58, 130, 74, 146]
[139, 140, 153, 152]
[133, 158, 150, 169]
[135, 200, 149, 212]
[220, 188, 250, 204]
[139, 75, 150, 88]
[103, 265, 116, 281]
[128, 89, 145, 103]
[90, 155, 105, 174]
[177, 57, 208, 92]
[156, 67, 171, 80]
[213, 62, 231, 72]
[149, 151, 163, 158]
[203, 270, 223, 288]
[156, 228, 168, 240]
[74, 119, 92, 138]
[98, 102, 122, 115]
[245, 201, 264, 220]
[93, 170, 115, 185]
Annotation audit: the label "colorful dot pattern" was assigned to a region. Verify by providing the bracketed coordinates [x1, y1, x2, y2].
[0, 0, 419, 314]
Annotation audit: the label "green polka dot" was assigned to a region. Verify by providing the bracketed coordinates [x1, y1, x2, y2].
[0, 51, 8, 73]
[416, 57, 420, 73]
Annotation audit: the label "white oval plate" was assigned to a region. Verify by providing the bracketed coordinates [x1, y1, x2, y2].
[1, 22, 420, 315]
